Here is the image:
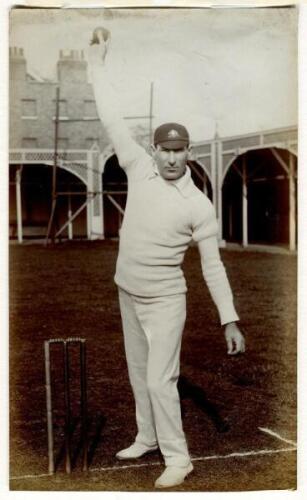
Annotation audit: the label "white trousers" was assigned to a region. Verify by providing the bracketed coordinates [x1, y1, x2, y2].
[118, 287, 190, 467]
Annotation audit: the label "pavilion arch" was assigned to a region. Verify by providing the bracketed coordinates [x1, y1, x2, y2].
[187, 160, 213, 200]
[101, 154, 128, 238]
[221, 147, 297, 249]
[10, 162, 88, 240]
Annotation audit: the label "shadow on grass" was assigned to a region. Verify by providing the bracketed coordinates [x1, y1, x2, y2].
[178, 375, 230, 433]
[54, 413, 106, 472]
[87, 413, 106, 467]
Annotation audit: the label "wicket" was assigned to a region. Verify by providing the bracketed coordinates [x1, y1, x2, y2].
[44, 337, 88, 474]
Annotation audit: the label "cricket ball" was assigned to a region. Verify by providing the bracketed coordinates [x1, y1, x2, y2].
[92, 27, 110, 44]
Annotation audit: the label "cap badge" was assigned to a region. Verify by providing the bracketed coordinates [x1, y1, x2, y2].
[167, 129, 180, 139]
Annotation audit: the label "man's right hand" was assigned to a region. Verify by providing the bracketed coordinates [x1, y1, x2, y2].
[88, 27, 111, 66]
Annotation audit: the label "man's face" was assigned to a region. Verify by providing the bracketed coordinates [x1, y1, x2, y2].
[152, 144, 190, 181]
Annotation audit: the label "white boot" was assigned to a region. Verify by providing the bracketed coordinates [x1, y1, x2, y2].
[155, 462, 194, 488]
[116, 442, 158, 460]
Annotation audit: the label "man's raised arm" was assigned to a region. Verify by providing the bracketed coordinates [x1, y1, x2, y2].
[88, 28, 145, 170]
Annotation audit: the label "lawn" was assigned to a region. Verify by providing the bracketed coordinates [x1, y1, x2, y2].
[9, 241, 297, 491]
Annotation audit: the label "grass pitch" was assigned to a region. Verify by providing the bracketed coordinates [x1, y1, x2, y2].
[9, 241, 297, 491]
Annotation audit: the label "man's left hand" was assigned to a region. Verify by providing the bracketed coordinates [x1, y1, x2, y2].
[224, 322, 245, 355]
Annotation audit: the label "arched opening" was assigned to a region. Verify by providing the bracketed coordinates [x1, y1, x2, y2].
[9, 164, 87, 239]
[187, 160, 213, 200]
[222, 148, 297, 246]
[103, 155, 128, 238]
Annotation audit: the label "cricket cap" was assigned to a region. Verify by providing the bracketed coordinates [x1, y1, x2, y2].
[154, 122, 189, 150]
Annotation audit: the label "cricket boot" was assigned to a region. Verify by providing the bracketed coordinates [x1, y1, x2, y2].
[116, 441, 158, 460]
[155, 462, 194, 488]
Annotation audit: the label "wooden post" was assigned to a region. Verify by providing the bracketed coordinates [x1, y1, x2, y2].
[68, 193, 73, 240]
[289, 153, 296, 251]
[100, 174, 105, 239]
[87, 146, 105, 240]
[242, 156, 248, 247]
[217, 140, 224, 243]
[211, 140, 216, 209]
[15, 166, 23, 243]
[86, 151, 93, 240]
[86, 188, 92, 240]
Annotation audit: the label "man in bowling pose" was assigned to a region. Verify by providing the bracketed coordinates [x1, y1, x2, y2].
[88, 28, 245, 489]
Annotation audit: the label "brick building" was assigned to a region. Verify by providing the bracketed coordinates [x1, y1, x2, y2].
[9, 47, 297, 249]
[9, 47, 122, 240]
[9, 47, 109, 151]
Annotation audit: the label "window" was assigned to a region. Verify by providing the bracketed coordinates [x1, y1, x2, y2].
[85, 137, 99, 149]
[52, 99, 68, 119]
[57, 138, 69, 150]
[83, 100, 97, 119]
[22, 138, 38, 148]
[21, 99, 37, 119]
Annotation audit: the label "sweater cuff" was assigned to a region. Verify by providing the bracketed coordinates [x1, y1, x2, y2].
[218, 300, 240, 326]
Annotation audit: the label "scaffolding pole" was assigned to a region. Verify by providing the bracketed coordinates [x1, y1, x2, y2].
[45, 83, 154, 245]
[55, 194, 95, 238]
[242, 156, 248, 248]
[45, 86, 60, 245]
[16, 165, 23, 243]
[289, 153, 296, 251]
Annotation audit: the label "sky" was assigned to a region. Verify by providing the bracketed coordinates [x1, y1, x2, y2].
[9, 6, 298, 142]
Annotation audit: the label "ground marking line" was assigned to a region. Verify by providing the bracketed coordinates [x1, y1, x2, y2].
[10, 446, 296, 480]
[10, 472, 53, 480]
[90, 447, 297, 472]
[191, 446, 296, 462]
[258, 427, 297, 447]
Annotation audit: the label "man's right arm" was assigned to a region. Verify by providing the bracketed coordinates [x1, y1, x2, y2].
[88, 28, 146, 171]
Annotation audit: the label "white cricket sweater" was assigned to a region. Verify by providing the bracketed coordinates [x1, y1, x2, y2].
[91, 63, 239, 325]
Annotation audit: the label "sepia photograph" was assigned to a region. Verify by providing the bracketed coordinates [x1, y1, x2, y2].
[8, 5, 297, 492]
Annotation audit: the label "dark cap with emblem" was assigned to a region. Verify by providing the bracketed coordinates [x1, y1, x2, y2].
[154, 122, 190, 150]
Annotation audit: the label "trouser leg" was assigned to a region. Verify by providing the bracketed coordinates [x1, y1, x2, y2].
[118, 288, 157, 446]
[137, 293, 190, 467]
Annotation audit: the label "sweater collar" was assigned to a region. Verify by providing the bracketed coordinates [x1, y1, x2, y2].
[150, 164, 195, 198]
[170, 166, 195, 198]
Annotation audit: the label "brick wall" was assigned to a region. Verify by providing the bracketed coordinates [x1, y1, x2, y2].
[9, 47, 110, 151]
